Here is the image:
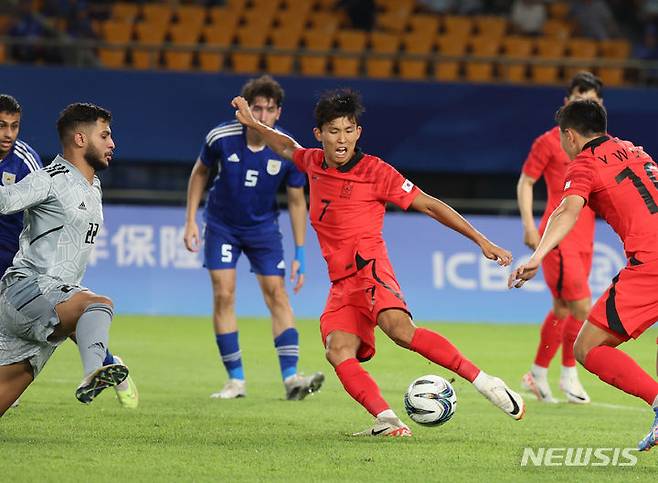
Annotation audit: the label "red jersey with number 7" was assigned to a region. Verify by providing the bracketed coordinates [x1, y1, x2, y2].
[563, 136, 658, 262]
[292, 147, 420, 282]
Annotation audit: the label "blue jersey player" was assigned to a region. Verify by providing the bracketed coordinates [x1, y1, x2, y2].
[184, 75, 324, 400]
[0, 94, 139, 410]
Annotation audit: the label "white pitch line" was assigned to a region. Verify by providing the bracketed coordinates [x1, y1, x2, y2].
[589, 401, 646, 413]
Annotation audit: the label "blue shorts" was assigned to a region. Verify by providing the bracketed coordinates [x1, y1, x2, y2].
[203, 222, 285, 276]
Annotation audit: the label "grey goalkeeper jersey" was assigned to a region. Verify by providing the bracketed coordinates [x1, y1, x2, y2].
[0, 155, 103, 287]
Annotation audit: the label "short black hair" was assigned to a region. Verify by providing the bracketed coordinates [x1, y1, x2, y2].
[241, 75, 284, 107]
[567, 71, 603, 98]
[314, 88, 364, 129]
[555, 99, 607, 137]
[56, 102, 112, 142]
[0, 94, 21, 114]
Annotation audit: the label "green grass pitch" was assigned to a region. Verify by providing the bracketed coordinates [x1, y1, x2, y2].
[1, 316, 656, 482]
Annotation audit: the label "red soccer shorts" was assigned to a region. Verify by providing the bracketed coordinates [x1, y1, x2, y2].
[542, 247, 592, 301]
[588, 258, 658, 341]
[320, 256, 410, 362]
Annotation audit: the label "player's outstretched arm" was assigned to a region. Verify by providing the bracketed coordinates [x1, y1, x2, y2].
[509, 195, 584, 288]
[517, 173, 540, 250]
[0, 170, 51, 215]
[231, 96, 301, 160]
[286, 186, 307, 293]
[183, 158, 210, 252]
[410, 190, 512, 266]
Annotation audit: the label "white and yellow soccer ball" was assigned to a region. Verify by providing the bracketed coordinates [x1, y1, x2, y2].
[404, 375, 457, 426]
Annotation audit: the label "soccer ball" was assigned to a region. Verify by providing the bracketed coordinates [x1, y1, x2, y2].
[404, 375, 457, 426]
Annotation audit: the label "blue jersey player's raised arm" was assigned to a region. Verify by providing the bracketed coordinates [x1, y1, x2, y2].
[183, 75, 324, 401]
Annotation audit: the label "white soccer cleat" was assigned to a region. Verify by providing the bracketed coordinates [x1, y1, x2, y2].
[210, 378, 246, 399]
[284, 372, 325, 400]
[559, 370, 591, 404]
[477, 374, 526, 420]
[112, 356, 139, 409]
[353, 416, 412, 437]
[521, 371, 558, 404]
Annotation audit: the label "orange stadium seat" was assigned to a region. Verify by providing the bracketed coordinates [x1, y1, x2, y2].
[241, 8, 275, 31]
[366, 32, 399, 79]
[475, 16, 507, 39]
[224, 0, 246, 13]
[111, 2, 139, 23]
[133, 22, 168, 70]
[532, 38, 565, 84]
[442, 16, 473, 37]
[175, 4, 207, 30]
[435, 35, 467, 81]
[542, 19, 572, 39]
[300, 30, 333, 76]
[408, 14, 440, 36]
[281, 0, 313, 17]
[565, 38, 598, 78]
[308, 12, 340, 35]
[141, 3, 173, 28]
[598, 39, 631, 87]
[208, 7, 240, 30]
[233, 27, 268, 73]
[164, 23, 201, 71]
[501, 36, 532, 83]
[275, 9, 308, 32]
[99, 20, 133, 68]
[375, 9, 411, 33]
[200, 25, 234, 72]
[466, 35, 500, 82]
[548, 2, 570, 20]
[266, 28, 302, 75]
[249, 0, 280, 17]
[333, 30, 366, 78]
[0, 43, 5, 64]
[400, 32, 433, 80]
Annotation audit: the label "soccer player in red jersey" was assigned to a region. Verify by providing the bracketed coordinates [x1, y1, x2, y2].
[510, 100, 658, 451]
[517, 72, 603, 404]
[232, 89, 526, 436]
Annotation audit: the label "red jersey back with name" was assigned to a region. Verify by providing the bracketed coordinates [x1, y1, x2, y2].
[523, 126, 595, 252]
[564, 136, 658, 261]
[292, 148, 420, 282]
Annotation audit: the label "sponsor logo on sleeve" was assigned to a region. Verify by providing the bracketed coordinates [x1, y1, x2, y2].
[2, 172, 16, 185]
[564, 180, 571, 190]
[402, 179, 414, 193]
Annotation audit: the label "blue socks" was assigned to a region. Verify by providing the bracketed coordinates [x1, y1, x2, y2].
[103, 348, 114, 366]
[275, 328, 299, 380]
[216, 332, 244, 380]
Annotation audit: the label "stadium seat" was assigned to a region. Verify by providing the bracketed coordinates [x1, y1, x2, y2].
[501, 36, 532, 83]
[548, 2, 570, 20]
[532, 38, 565, 84]
[175, 4, 207, 30]
[442, 16, 473, 37]
[164, 23, 201, 71]
[133, 22, 168, 69]
[300, 30, 333, 76]
[542, 19, 572, 39]
[208, 7, 240, 30]
[275, 9, 308, 32]
[598, 39, 631, 87]
[435, 35, 467, 82]
[249, 0, 280, 16]
[308, 12, 340, 35]
[408, 14, 440, 36]
[400, 32, 433, 80]
[375, 9, 411, 33]
[266, 28, 302, 75]
[224, 0, 247, 13]
[111, 2, 139, 23]
[466, 36, 500, 82]
[200, 25, 234, 72]
[281, 0, 313, 18]
[366, 32, 399, 79]
[141, 3, 173, 28]
[333, 30, 367, 78]
[233, 27, 267, 73]
[99, 20, 133, 68]
[241, 8, 275, 30]
[0, 43, 5, 64]
[565, 38, 598, 78]
[475, 16, 507, 39]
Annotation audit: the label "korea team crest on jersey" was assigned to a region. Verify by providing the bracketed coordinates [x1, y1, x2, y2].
[2, 171, 16, 185]
[267, 159, 282, 175]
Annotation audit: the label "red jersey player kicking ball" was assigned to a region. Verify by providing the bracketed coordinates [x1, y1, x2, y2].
[510, 100, 658, 452]
[232, 89, 526, 437]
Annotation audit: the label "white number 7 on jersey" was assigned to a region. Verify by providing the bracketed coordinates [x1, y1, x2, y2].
[244, 170, 259, 187]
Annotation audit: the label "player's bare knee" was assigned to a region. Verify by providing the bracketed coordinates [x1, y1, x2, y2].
[573, 337, 590, 366]
[213, 289, 235, 308]
[88, 294, 113, 309]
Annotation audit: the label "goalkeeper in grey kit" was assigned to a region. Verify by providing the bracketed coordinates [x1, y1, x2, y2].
[0, 103, 128, 415]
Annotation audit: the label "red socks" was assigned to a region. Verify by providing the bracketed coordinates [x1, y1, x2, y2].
[534, 311, 565, 368]
[409, 327, 480, 382]
[562, 315, 583, 367]
[584, 346, 658, 406]
[335, 358, 390, 417]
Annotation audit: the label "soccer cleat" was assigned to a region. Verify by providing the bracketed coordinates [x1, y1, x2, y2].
[353, 416, 412, 437]
[284, 372, 325, 400]
[521, 371, 558, 404]
[478, 375, 526, 420]
[559, 371, 590, 404]
[75, 363, 129, 405]
[210, 379, 246, 399]
[638, 408, 658, 452]
[112, 356, 139, 409]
